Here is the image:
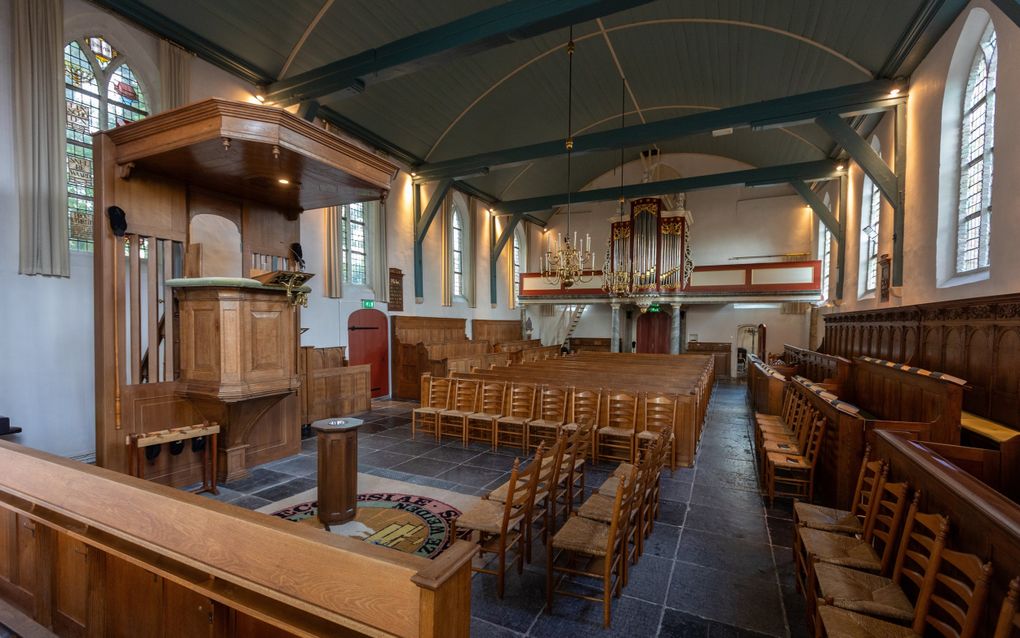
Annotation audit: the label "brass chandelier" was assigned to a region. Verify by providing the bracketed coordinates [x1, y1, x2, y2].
[542, 28, 593, 289]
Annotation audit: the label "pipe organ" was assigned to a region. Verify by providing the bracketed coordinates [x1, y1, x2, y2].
[607, 197, 693, 293]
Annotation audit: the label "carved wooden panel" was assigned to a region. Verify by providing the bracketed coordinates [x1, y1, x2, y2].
[822, 294, 1020, 429]
[54, 535, 88, 634]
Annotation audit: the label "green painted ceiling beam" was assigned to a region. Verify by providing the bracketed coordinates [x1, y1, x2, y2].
[497, 160, 841, 216]
[414, 80, 905, 181]
[266, 0, 656, 105]
[991, 0, 1020, 30]
[816, 114, 898, 205]
[790, 180, 842, 241]
[90, 0, 274, 85]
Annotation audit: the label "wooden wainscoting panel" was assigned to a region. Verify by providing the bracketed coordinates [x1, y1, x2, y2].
[164, 579, 215, 638]
[244, 393, 301, 469]
[54, 535, 88, 636]
[104, 555, 163, 638]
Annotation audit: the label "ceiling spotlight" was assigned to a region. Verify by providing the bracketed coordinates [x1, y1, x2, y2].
[836, 164, 845, 171]
[254, 94, 265, 103]
[410, 171, 417, 177]
[278, 178, 290, 185]
[889, 88, 901, 96]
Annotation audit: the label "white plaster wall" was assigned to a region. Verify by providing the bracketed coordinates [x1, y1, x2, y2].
[832, 0, 1020, 314]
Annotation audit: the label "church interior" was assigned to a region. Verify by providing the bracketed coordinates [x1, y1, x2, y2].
[2, 1, 1020, 637]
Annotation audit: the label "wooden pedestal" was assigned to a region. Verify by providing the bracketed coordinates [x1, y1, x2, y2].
[312, 418, 363, 527]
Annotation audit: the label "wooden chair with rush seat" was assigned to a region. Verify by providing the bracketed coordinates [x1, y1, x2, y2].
[764, 414, 826, 506]
[454, 444, 545, 598]
[495, 383, 537, 452]
[794, 445, 884, 537]
[561, 387, 601, 462]
[412, 375, 452, 440]
[597, 390, 639, 464]
[636, 392, 678, 471]
[465, 380, 507, 447]
[547, 465, 639, 628]
[438, 378, 479, 442]
[526, 385, 570, 452]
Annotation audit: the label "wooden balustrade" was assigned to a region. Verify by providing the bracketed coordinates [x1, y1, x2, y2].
[0, 441, 473, 638]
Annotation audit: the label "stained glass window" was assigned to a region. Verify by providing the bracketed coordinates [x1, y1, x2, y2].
[340, 202, 368, 285]
[63, 36, 148, 251]
[452, 209, 464, 297]
[956, 26, 996, 274]
[512, 231, 522, 305]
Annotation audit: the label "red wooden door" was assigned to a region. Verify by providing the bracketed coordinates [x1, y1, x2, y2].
[636, 311, 671, 354]
[348, 309, 389, 398]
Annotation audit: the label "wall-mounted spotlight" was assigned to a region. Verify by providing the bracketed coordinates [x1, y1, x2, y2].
[278, 178, 290, 185]
[889, 88, 901, 96]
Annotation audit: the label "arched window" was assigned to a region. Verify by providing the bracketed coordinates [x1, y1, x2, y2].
[64, 36, 149, 251]
[818, 193, 832, 301]
[341, 202, 368, 285]
[512, 229, 523, 306]
[956, 24, 996, 274]
[451, 208, 464, 297]
[860, 139, 882, 295]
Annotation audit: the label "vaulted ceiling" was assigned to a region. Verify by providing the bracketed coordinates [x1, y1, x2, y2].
[94, 0, 971, 206]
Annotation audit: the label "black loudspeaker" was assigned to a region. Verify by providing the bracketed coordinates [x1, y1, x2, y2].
[107, 206, 127, 237]
[290, 242, 305, 269]
[145, 445, 161, 462]
[191, 436, 206, 453]
[169, 440, 185, 455]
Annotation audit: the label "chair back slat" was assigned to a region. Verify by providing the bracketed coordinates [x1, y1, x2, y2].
[892, 504, 949, 600]
[643, 393, 677, 434]
[428, 377, 453, 409]
[452, 379, 479, 412]
[864, 480, 911, 574]
[508, 383, 537, 418]
[479, 381, 507, 415]
[606, 391, 638, 430]
[538, 386, 569, 422]
[570, 388, 601, 426]
[922, 548, 992, 638]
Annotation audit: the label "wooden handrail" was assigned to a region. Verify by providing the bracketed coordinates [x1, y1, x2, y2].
[0, 441, 472, 637]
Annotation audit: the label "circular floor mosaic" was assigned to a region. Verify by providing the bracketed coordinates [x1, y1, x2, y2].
[270, 493, 461, 559]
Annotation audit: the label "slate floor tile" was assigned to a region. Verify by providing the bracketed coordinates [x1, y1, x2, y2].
[359, 450, 415, 469]
[530, 590, 662, 637]
[252, 477, 317, 502]
[439, 465, 506, 486]
[667, 561, 786, 636]
[675, 529, 776, 582]
[223, 468, 292, 494]
[265, 454, 318, 476]
[469, 568, 547, 633]
[470, 617, 523, 638]
[423, 446, 486, 464]
[227, 495, 272, 510]
[390, 457, 459, 478]
[683, 503, 769, 544]
[766, 516, 796, 549]
[383, 439, 443, 456]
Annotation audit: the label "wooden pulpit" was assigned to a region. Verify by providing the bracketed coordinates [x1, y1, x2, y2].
[170, 278, 307, 481]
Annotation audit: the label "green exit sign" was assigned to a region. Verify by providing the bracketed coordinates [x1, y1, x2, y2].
[648, 304, 661, 313]
[361, 299, 375, 309]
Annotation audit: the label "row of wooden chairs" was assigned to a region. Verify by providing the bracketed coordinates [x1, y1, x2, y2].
[548, 425, 674, 627]
[452, 420, 676, 627]
[754, 385, 827, 505]
[412, 375, 681, 467]
[793, 447, 1020, 637]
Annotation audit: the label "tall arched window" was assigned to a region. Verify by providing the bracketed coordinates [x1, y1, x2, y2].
[341, 202, 367, 285]
[860, 139, 882, 295]
[64, 36, 149, 251]
[956, 24, 996, 274]
[818, 193, 832, 301]
[511, 229, 523, 306]
[451, 208, 464, 297]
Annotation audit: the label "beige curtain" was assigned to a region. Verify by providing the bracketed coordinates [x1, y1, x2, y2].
[14, 0, 68, 277]
[370, 198, 388, 302]
[323, 206, 342, 298]
[158, 40, 191, 112]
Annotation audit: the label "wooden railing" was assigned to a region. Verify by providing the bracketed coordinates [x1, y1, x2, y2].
[0, 442, 473, 638]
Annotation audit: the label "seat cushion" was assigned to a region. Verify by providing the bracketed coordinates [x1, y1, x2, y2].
[552, 515, 610, 556]
[577, 493, 615, 523]
[816, 605, 917, 638]
[794, 502, 862, 534]
[815, 563, 914, 622]
[799, 528, 881, 571]
[457, 499, 521, 534]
